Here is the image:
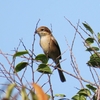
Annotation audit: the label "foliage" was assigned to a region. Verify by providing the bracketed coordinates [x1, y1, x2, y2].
[82, 22, 100, 67]
[0, 20, 100, 100]
[72, 84, 97, 100]
[2, 83, 48, 100]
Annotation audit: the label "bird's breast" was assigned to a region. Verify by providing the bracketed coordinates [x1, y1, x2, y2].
[40, 35, 60, 60]
[40, 36, 51, 53]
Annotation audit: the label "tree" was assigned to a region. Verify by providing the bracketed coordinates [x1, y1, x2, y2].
[0, 18, 100, 100]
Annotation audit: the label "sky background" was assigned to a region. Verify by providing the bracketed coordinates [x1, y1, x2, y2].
[0, 0, 100, 100]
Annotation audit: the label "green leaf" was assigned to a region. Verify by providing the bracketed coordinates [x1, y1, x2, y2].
[83, 22, 94, 34]
[55, 94, 66, 97]
[87, 53, 100, 67]
[13, 50, 28, 58]
[85, 38, 94, 46]
[97, 32, 100, 43]
[14, 62, 28, 72]
[77, 88, 91, 97]
[21, 86, 29, 100]
[35, 54, 48, 64]
[86, 84, 96, 93]
[37, 64, 52, 74]
[5, 84, 16, 99]
[86, 47, 99, 51]
[72, 94, 86, 100]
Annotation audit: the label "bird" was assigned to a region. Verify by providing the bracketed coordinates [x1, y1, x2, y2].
[35, 26, 66, 82]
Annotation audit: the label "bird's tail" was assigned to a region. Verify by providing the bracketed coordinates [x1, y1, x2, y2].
[55, 60, 66, 82]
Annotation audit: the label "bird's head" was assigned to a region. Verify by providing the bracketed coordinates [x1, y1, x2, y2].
[35, 26, 51, 37]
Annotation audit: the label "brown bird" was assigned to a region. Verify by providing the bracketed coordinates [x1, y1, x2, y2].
[35, 26, 66, 82]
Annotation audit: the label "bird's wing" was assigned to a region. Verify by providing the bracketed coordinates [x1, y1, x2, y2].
[51, 36, 62, 59]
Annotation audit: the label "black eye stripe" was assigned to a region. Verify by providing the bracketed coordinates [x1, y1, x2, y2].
[41, 29, 44, 31]
[40, 27, 51, 33]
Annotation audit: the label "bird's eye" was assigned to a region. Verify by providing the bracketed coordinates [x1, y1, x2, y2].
[41, 29, 44, 31]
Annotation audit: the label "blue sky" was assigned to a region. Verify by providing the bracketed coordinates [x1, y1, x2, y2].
[0, 0, 100, 99]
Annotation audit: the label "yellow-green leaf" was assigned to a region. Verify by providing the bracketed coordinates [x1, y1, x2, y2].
[55, 94, 66, 97]
[21, 86, 29, 100]
[30, 90, 38, 100]
[72, 94, 86, 100]
[5, 84, 16, 99]
[78, 88, 91, 97]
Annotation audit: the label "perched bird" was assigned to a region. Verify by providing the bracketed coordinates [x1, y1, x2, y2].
[35, 26, 66, 82]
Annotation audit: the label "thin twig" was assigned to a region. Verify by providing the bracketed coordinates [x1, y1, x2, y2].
[48, 75, 54, 100]
[71, 19, 80, 51]
[65, 37, 84, 88]
[31, 19, 40, 82]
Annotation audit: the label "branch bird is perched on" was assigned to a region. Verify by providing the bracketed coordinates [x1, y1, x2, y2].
[35, 26, 66, 82]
